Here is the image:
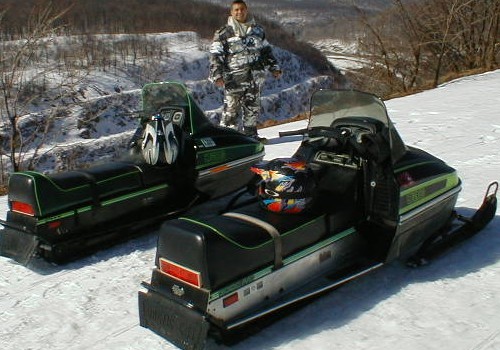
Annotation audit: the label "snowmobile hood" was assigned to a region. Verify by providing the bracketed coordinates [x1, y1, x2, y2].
[308, 89, 407, 164]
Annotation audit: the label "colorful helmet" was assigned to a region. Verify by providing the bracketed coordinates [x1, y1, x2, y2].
[251, 158, 315, 214]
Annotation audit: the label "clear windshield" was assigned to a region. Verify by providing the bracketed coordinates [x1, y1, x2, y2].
[308, 89, 407, 164]
[309, 89, 389, 129]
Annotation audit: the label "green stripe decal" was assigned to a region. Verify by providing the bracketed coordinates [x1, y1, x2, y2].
[399, 172, 459, 215]
[18, 169, 144, 217]
[208, 227, 356, 301]
[36, 184, 168, 225]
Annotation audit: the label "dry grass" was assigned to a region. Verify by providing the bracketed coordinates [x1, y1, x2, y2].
[258, 112, 309, 128]
[0, 185, 8, 195]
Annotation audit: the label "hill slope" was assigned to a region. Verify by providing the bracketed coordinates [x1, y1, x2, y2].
[1, 31, 342, 172]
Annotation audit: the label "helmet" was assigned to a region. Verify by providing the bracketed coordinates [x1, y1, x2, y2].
[251, 158, 315, 214]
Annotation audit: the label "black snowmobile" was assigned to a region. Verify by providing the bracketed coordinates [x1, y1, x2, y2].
[0, 81, 264, 265]
[138, 88, 498, 350]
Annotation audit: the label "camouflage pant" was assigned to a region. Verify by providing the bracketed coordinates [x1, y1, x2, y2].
[221, 80, 261, 134]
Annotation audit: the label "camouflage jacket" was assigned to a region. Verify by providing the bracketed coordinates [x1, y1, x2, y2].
[209, 17, 280, 91]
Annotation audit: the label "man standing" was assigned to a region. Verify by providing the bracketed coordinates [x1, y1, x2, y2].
[209, 0, 282, 141]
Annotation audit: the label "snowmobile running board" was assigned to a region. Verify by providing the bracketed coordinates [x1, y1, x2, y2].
[223, 261, 384, 330]
[139, 261, 383, 350]
[407, 181, 498, 267]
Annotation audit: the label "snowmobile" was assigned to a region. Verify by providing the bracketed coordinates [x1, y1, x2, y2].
[0, 81, 264, 265]
[138, 88, 498, 350]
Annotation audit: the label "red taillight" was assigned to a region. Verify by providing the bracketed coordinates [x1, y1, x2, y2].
[48, 221, 62, 230]
[11, 201, 35, 216]
[159, 258, 201, 288]
[223, 292, 239, 308]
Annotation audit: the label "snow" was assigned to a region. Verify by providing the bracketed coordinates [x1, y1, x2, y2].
[1, 69, 500, 350]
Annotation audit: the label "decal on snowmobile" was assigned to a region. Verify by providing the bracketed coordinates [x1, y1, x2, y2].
[196, 143, 264, 170]
[196, 149, 227, 168]
[399, 172, 459, 214]
[207, 226, 355, 302]
[197, 137, 216, 148]
[36, 184, 169, 225]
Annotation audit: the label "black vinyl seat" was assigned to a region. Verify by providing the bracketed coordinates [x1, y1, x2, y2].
[8, 161, 171, 218]
[156, 201, 357, 290]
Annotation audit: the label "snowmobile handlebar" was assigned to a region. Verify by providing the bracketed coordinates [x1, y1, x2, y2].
[279, 125, 389, 162]
[279, 126, 344, 139]
[279, 128, 308, 137]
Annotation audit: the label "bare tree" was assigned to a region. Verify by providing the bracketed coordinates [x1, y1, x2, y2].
[0, 2, 71, 176]
[356, 3, 425, 95]
[355, 0, 500, 96]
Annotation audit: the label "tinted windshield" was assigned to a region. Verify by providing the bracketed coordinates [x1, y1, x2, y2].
[309, 89, 389, 129]
[309, 89, 407, 164]
[141, 81, 213, 134]
[141, 82, 190, 116]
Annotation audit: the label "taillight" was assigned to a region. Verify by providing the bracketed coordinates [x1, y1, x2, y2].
[11, 201, 35, 216]
[48, 221, 62, 230]
[223, 292, 239, 308]
[159, 258, 201, 288]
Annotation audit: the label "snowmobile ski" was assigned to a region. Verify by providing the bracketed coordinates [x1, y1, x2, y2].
[407, 181, 498, 267]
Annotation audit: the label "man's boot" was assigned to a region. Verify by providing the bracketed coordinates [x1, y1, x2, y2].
[244, 126, 267, 144]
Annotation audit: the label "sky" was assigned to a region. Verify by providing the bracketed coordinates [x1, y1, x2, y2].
[0, 69, 499, 350]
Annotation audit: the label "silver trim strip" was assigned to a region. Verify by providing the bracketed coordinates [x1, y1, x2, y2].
[226, 262, 384, 330]
[198, 151, 265, 178]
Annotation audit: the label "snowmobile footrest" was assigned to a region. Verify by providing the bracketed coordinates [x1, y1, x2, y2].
[0, 227, 39, 266]
[139, 290, 209, 350]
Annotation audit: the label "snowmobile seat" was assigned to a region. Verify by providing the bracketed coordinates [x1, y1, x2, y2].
[156, 203, 358, 290]
[7, 161, 171, 218]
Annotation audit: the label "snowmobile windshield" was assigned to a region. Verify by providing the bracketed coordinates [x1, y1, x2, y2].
[142, 82, 191, 115]
[141, 81, 211, 134]
[308, 89, 407, 164]
[309, 89, 389, 130]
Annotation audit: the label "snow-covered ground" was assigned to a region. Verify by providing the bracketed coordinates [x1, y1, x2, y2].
[1, 70, 499, 350]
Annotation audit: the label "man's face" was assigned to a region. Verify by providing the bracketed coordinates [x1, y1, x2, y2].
[231, 3, 248, 23]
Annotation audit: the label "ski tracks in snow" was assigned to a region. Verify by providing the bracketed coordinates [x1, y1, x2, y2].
[471, 328, 500, 350]
[470, 329, 500, 350]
